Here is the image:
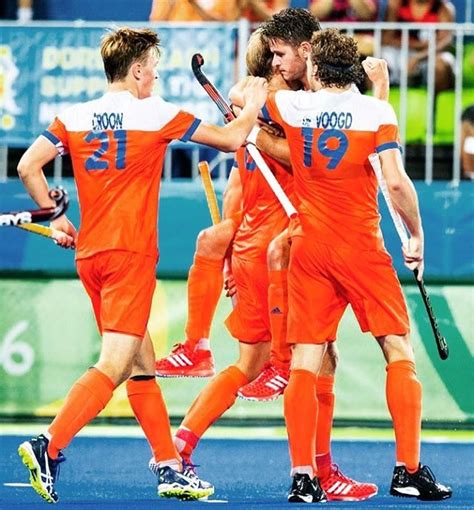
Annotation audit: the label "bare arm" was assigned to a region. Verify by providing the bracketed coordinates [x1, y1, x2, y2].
[18, 137, 61, 208]
[223, 166, 243, 220]
[191, 77, 268, 151]
[255, 129, 291, 166]
[362, 57, 390, 101]
[379, 148, 424, 275]
[17, 136, 77, 246]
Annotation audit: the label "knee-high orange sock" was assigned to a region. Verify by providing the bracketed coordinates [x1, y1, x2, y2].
[386, 360, 422, 472]
[175, 365, 248, 459]
[185, 254, 224, 349]
[284, 369, 318, 477]
[268, 270, 291, 368]
[47, 368, 115, 458]
[127, 377, 179, 464]
[315, 375, 335, 479]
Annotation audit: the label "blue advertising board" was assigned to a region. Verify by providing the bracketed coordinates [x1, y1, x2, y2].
[0, 180, 473, 281]
[0, 23, 236, 146]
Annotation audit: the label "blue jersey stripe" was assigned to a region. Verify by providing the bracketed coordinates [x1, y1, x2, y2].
[42, 130, 60, 146]
[180, 119, 202, 142]
[375, 141, 400, 153]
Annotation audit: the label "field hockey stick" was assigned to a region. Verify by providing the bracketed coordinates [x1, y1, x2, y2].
[191, 53, 298, 219]
[198, 161, 221, 225]
[368, 153, 449, 360]
[0, 187, 69, 227]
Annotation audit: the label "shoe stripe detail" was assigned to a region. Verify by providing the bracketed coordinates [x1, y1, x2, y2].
[166, 354, 181, 368]
[328, 481, 341, 493]
[341, 484, 353, 495]
[265, 381, 281, 390]
[265, 378, 286, 389]
[334, 483, 348, 494]
[274, 375, 289, 384]
[178, 354, 193, 366]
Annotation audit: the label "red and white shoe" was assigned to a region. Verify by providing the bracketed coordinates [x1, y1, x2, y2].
[237, 363, 289, 401]
[320, 464, 378, 501]
[155, 343, 215, 378]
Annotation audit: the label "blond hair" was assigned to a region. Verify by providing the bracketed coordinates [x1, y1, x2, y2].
[246, 29, 273, 80]
[101, 27, 160, 83]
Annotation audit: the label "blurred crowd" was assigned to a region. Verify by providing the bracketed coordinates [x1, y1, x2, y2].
[2, 0, 472, 177]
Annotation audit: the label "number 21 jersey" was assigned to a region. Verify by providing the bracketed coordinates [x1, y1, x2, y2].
[44, 90, 200, 259]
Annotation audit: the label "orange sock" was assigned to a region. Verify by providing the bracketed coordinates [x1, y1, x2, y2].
[315, 375, 335, 479]
[268, 270, 291, 368]
[176, 365, 248, 457]
[284, 369, 318, 477]
[127, 377, 179, 464]
[48, 368, 115, 458]
[185, 254, 224, 349]
[386, 360, 422, 472]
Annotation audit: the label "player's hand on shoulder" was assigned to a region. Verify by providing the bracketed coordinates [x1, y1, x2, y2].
[50, 215, 77, 249]
[243, 77, 268, 110]
[402, 236, 424, 280]
[362, 57, 389, 86]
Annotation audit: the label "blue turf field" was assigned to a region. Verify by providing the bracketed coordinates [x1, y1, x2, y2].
[1, 435, 472, 509]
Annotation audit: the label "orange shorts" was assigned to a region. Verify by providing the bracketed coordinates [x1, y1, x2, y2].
[287, 237, 409, 344]
[76, 250, 157, 338]
[225, 256, 271, 343]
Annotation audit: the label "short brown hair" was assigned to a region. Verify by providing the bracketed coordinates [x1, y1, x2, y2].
[310, 29, 364, 88]
[261, 8, 321, 48]
[101, 27, 160, 83]
[246, 29, 273, 80]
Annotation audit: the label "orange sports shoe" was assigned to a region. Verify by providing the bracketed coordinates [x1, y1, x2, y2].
[155, 343, 215, 378]
[320, 464, 378, 501]
[237, 363, 289, 401]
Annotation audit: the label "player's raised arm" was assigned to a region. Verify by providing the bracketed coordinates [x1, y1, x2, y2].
[190, 77, 268, 152]
[362, 57, 390, 101]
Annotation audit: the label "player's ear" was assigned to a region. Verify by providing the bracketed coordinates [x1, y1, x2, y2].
[131, 61, 142, 81]
[299, 41, 312, 60]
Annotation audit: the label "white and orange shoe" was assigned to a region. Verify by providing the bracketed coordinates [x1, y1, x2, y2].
[237, 363, 289, 401]
[155, 343, 215, 378]
[320, 464, 378, 501]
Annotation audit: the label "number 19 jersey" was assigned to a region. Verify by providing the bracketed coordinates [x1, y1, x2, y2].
[44, 90, 201, 259]
[266, 89, 399, 250]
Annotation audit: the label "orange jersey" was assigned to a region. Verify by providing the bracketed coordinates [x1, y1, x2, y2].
[232, 146, 293, 262]
[266, 89, 400, 250]
[44, 91, 200, 259]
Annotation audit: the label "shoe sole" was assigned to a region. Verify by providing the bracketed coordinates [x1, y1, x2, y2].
[159, 485, 214, 500]
[390, 488, 452, 501]
[18, 442, 58, 504]
[327, 489, 378, 502]
[237, 392, 283, 402]
[288, 494, 327, 503]
[155, 371, 215, 378]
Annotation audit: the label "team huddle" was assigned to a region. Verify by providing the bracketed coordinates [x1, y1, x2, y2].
[16, 7, 451, 505]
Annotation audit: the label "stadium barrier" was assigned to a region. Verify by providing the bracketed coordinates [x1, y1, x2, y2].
[0, 278, 472, 425]
[0, 20, 473, 182]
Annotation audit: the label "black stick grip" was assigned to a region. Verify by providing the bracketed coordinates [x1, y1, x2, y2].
[413, 269, 449, 360]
